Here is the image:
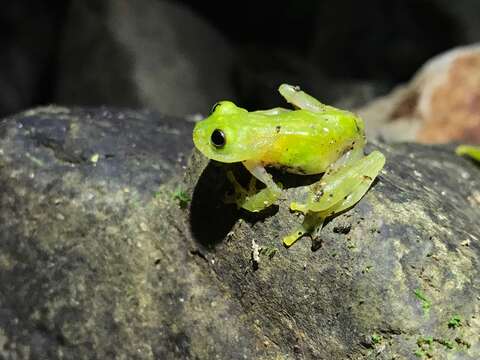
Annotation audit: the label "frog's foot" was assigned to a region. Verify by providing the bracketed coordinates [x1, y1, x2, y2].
[241, 186, 282, 212]
[225, 171, 281, 212]
[283, 212, 325, 247]
[283, 226, 308, 247]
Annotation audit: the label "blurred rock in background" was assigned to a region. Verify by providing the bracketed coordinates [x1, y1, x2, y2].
[0, 0, 480, 134]
[55, 0, 234, 117]
[0, 2, 67, 118]
[359, 44, 480, 143]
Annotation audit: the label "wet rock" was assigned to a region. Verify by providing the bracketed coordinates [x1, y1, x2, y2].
[0, 106, 479, 359]
[359, 44, 480, 143]
[55, 0, 234, 117]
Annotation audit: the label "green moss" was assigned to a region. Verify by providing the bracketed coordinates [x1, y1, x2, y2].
[414, 289, 431, 315]
[415, 336, 433, 358]
[371, 334, 382, 345]
[416, 336, 433, 347]
[447, 315, 462, 329]
[414, 349, 428, 358]
[435, 338, 454, 350]
[415, 334, 462, 357]
[259, 245, 278, 259]
[172, 187, 191, 209]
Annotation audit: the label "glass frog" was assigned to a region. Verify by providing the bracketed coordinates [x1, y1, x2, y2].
[193, 84, 386, 247]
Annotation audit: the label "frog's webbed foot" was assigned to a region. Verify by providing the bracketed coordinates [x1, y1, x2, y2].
[283, 150, 385, 247]
[225, 171, 282, 212]
[283, 212, 325, 247]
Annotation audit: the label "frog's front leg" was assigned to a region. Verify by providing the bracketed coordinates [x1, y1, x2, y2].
[226, 161, 282, 212]
[284, 150, 385, 247]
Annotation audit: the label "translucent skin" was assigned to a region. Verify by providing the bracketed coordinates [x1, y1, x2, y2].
[193, 99, 365, 170]
[193, 84, 386, 247]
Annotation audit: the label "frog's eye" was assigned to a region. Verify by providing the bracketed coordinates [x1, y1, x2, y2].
[211, 102, 221, 114]
[210, 129, 226, 148]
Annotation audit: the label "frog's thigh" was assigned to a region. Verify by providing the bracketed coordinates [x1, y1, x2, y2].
[312, 150, 385, 214]
[278, 84, 327, 113]
[290, 148, 364, 213]
[292, 150, 385, 214]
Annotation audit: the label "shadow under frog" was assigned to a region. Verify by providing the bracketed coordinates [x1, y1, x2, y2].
[189, 160, 322, 249]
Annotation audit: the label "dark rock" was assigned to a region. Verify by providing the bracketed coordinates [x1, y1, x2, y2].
[232, 48, 390, 111]
[55, 0, 234, 116]
[310, 0, 460, 83]
[359, 44, 480, 144]
[0, 1, 67, 117]
[0, 107, 479, 359]
[433, 0, 480, 43]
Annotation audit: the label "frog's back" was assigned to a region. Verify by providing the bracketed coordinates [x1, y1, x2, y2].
[257, 109, 365, 174]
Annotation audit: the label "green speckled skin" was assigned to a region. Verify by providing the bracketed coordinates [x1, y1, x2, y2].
[193, 84, 385, 246]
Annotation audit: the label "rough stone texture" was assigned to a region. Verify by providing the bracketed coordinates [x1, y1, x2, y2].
[0, 107, 479, 359]
[359, 44, 480, 144]
[55, 0, 234, 117]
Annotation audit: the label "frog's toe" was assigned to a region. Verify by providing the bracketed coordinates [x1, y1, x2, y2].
[241, 187, 281, 212]
[283, 227, 307, 247]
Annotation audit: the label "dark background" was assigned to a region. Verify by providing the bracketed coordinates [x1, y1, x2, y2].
[1, 0, 477, 118]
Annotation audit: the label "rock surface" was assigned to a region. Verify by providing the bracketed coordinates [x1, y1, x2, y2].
[359, 44, 480, 144]
[0, 107, 479, 359]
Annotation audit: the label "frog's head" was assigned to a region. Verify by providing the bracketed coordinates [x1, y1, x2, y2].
[193, 101, 261, 163]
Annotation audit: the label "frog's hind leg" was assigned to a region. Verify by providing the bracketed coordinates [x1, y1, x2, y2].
[296, 150, 385, 214]
[278, 84, 335, 113]
[284, 150, 385, 247]
[329, 152, 385, 216]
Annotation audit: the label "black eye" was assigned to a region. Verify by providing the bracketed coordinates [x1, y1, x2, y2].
[211, 102, 221, 114]
[211, 129, 226, 148]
